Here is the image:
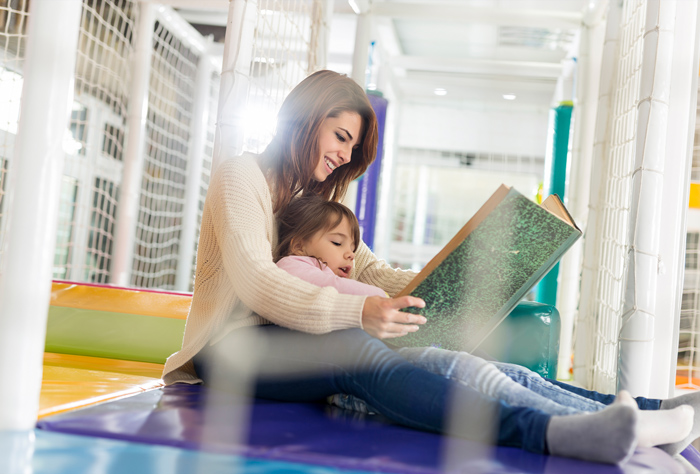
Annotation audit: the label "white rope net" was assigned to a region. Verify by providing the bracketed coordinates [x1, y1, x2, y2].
[129, 19, 197, 290]
[1, 1, 321, 291]
[59, 0, 137, 283]
[242, 0, 320, 153]
[576, 0, 658, 394]
[678, 91, 700, 391]
[0, 0, 29, 268]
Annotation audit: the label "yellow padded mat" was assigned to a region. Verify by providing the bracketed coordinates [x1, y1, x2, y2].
[39, 352, 164, 419]
[50, 281, 190, 319]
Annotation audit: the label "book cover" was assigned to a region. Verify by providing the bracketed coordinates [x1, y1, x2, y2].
[392, 185, 581, 353]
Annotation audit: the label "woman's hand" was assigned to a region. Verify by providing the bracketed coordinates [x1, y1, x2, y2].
[361, 296, 427, 339]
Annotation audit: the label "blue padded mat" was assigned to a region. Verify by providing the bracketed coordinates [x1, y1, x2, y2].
[0, 429, 376, 474]
[36, 384, 696, 474]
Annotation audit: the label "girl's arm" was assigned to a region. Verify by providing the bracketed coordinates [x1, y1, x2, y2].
[277, 256, 387, 297]
[352, 240, 418, 297]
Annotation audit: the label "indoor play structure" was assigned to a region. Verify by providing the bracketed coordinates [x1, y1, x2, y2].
[3, 0, 700, 472]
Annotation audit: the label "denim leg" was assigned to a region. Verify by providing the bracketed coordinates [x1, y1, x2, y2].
[199, 325, 551, 454]
[395, 347, 581, 416]
[539, 377, 662, 410]
[491, 362, 607, 412]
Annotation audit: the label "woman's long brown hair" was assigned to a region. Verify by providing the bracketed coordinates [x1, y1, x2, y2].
[258, 70, 378, 214]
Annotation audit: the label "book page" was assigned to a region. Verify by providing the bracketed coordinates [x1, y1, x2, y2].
[540, 194, 580, 231]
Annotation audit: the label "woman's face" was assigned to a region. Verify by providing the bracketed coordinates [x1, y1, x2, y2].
[313, 111, 362, 182]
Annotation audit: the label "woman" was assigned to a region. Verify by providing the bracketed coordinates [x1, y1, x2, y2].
[163, 70, 696, 464]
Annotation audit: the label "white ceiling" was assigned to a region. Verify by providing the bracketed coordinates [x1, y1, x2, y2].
[173, 0, 589, 110]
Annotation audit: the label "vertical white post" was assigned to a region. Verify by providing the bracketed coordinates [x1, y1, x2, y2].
[649, 0, 699, 398]
[310, 0, 334, 71]
[111, 3, 155, 287]
[618, 0, 676, 397]
[344, 10, 372, 213]
[351, 13, 371, 88]
[556, 0, 608, 379]
[574, 0, 621, 388]
[176, 46, 215, 292]
[212, 0, 257, 174]
[0, 0, 82, 430]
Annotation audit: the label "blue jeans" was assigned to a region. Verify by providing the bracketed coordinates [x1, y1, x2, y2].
[193, 325, 551, 454]
[328, 348, 663, 416]
[493, 362, 661, 410]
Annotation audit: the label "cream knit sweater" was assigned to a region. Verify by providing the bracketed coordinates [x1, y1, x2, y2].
[162, 153, 416, 384]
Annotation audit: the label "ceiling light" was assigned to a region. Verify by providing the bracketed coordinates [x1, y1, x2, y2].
[434, 88, 447, 96]
[348, 0, 361, 14]
[503, 93, 516, 100]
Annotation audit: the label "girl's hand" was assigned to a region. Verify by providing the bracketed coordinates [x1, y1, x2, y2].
[361, 296, 427, 339]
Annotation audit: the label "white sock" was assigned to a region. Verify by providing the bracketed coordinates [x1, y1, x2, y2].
[546, 397, 637, 464]
[658, 391, 700, 455]
[616, 390, 693, 448]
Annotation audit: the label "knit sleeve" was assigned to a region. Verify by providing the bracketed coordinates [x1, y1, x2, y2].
[352, 240, 418, 297]
[210, 158, 366, 334]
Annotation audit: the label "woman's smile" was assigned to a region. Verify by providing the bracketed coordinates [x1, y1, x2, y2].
[313, 111, 362, 181]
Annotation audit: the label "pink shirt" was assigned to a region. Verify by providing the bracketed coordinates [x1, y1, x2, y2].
[277, 256, 387, 298]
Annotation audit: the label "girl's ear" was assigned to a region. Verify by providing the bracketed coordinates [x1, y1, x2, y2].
[290, 238, 305, 256]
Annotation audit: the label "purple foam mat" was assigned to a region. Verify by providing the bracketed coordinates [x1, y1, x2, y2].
[37, 384, 696, 474]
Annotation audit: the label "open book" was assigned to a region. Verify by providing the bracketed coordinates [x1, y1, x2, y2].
[392, 185, 581, 353]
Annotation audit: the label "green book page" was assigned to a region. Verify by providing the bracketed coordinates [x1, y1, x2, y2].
[393, 189, 579, 352]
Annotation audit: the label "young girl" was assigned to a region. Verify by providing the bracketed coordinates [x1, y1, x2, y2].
[274, 194, 694, 452]
[164, 70, 700, 464]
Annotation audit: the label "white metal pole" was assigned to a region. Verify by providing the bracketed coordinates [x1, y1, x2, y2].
[351, 13, 371, 88]
[648, 0, 699, 398]
[212, 0, 257, 174]
[111, 3, 155, 287]
[556, 0, 608, 380]
[574, 0, 621, 389]
[0, 0, 82, 431]
[617, 0, 676, 397]
[175, 44, 215, 292]
[309, 0, 334, 71]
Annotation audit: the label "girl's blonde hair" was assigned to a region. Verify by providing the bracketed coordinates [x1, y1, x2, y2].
[274, 195, 361, 263]
[259, 70, 378, 214]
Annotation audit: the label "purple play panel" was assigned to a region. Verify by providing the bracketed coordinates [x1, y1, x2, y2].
[37, 384, 696, 473]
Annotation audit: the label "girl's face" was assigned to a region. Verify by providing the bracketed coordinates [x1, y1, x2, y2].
[313, 111, 362, 182]
[299, 216, 356, 277]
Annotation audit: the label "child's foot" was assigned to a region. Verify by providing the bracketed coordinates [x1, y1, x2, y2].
[658, 391, 700, 455]
[546, 399, 637, 464]
[616, 390, 693, 448]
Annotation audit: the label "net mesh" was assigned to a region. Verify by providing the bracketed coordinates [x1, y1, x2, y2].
[0, 1, 320, 290]
[576, 0, 647, 393]
[0, 0, 29, 267]
[56, 0, 137, 283]
[679, 230, 700, 389]
[242, 0, 318, 153]
[678, 90, 700, 391]
[129, 20, 197, 290]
